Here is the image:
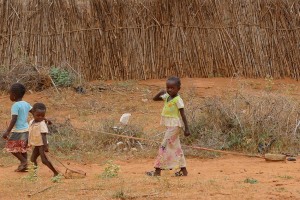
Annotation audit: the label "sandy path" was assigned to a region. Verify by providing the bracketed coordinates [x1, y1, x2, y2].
[0, 156, 299, 200]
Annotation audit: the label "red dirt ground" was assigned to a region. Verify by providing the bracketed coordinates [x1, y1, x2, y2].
[0, 78, 300, 200]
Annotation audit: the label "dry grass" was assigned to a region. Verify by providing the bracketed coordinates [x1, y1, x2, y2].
[184, 88, 300, 155]
[0, 65, 52, 91]
[42, 83, 300, 159]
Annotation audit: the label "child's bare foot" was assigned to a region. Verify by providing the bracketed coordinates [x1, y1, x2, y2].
[175, 167, 188, 176]
[53, 173, 59, 177]
[53, 168, 63, 177]
[14, 163, 28, 172]
[146, 168, 161, 176]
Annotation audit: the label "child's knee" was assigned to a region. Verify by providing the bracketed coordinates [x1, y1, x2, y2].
[30, 157, 35, 163]
[41, 157, 49, 165]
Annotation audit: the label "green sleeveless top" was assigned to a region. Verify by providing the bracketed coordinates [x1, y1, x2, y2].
[161, 94, 183, 118]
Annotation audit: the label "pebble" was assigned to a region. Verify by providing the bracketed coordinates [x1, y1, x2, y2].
[287, 157, 297, 161]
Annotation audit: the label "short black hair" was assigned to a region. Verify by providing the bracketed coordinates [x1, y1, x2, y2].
[10, 83, 26, 99]
[32, 103, 46, 112]
[167, 76, 181, 87]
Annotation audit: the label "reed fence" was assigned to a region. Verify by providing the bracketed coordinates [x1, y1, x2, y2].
[0, 0, 299, 80]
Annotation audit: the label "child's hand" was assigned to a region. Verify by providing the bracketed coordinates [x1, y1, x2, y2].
[2, 131, 10, 140]
[45, 118, 52, 125]
[159, 89, 166, 96]
[184, 129, 190, 137]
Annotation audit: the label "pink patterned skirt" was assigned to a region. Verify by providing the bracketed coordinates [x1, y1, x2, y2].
[154, 126, 186, 170]
[5, 132, 28, 153]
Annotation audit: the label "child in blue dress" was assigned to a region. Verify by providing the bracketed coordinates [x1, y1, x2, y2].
[2, 83, 32, 172]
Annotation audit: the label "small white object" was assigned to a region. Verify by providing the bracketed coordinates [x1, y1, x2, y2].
[113, 126, 122, 130]
[116, 141, 124, 146]
[120, 113, 131, 125]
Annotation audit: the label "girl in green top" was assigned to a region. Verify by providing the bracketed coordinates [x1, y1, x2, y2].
[146, 76, 190, 176]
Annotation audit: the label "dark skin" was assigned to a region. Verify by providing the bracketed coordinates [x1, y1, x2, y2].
[2, 91, 51, 171]
[2, 91, 51, 137]
[30, 109, 58, 176]
[2, 92, 29, 171]
[153, 80, 190, 136]
[151, 80, 190, 176]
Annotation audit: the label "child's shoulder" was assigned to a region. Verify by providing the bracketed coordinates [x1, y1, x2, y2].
[13, 101, 31, 106]
[40, 120, 47, 125]
[20, 101, 32, 110]
[175, 94, 183, 101]
[22, 101, 31, 106]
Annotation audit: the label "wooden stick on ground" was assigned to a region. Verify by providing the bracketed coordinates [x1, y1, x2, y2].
[47, 152, 86, 176]
[74, 127, 264, 159]
[28, 185, 57, 197]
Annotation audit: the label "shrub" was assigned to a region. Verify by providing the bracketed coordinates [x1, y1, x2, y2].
[184, 90, 300, 154]
[50, 67, 73, 87]
[101, 160, 120, 178]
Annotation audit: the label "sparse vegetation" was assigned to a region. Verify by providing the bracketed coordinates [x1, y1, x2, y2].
[112, 189, 127, 199]
[244, 178, 258, 184]
[1, 77, 300, 199]
[51, 174, 63, 183]
[184, 88, 300, 154]
[22, 163, 38, 182]
[50, 67, 73, 87]
[101, 160, 120, 179]
[278, 175, 293, 180]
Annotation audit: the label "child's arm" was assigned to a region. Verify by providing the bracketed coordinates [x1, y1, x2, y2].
[179, 108, 190, 137]
[2, 115, 17, 139]
[41, 133, 49, 152]
[44, 118, 52, 125]
[153, 90, 166, 101]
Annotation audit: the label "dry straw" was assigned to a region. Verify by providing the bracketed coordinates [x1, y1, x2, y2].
[0, 0, 299, 80]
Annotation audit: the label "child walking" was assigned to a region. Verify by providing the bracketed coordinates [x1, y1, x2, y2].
[28, 103, 59, 177]
[146, 76, 190, 176]
[2, 83, 32, 172]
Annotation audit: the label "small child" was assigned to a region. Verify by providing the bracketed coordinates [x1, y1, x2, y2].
[28, 103, 59, 177]
[146, 76, 190, 176]
[2, 83, 32, 172]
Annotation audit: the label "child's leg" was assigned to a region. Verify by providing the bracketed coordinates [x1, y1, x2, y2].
[146, 168, 161, 176]
[22, 139, 28, 161]
[7, 132, 28, 169]
[38, 146, 59, 176]
[154, 168, 161, 175]
[180, 167, 188, 176]
[30, 146, 40, 166]
[11, 153, 27, 166]
[22, 152, 28, 161]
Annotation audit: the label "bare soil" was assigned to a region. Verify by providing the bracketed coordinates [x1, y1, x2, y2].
[0, 78, 300, 200]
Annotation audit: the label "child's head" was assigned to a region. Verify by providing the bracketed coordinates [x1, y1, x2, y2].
[166, 76, 181, 97]
[32, 103, 46, 122]
[9, 83, 26, 101]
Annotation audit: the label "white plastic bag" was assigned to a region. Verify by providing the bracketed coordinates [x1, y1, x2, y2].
[120, 113, 131, 125]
